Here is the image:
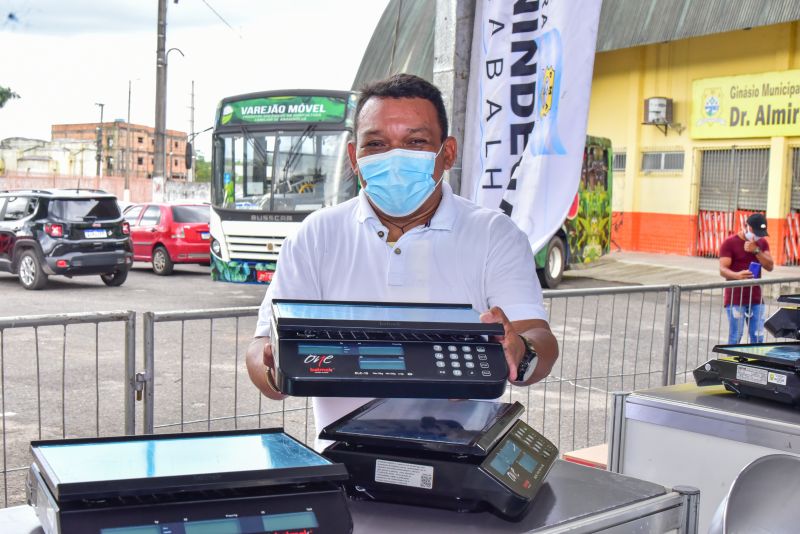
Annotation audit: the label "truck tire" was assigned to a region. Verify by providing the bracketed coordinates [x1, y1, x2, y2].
[538, 236, 566, 289]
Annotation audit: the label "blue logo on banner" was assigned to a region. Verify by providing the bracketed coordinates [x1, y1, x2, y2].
[530, 29, 566, 156]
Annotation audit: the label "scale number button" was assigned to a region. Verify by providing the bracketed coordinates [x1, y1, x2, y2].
[451, 361, 461, 368]
[461, 346, 471, 352]
[463, 354, 473, 361]
[453, 369, 463, 377]
[480, 362, 490, 369]
[478, 354, 488, 361]
[465, 362, 475, 369]
[433, 345, 443, 351]
[449, 353, 459, 360]
[476, 346, 486, 353]
[434, 353, 444, 360]
[447, 345, 458, 352]
[436, 361, 446, 368]
[481, 370, 491, 377]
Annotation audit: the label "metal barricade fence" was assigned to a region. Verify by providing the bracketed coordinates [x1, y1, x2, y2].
[0, 311, 135, 507]
[141, 308, 314, 443]
[4, 277, 800, 507]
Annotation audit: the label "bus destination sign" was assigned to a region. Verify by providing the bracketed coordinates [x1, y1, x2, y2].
[219, 96, 347, 126]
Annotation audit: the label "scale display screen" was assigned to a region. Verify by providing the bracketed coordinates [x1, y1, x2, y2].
[101, 511, 319, 534]
[714, 343, 800, 365]
[36, 432, 330, 485]
[328, 398, 509, 446]
[275, 301, 481, 324]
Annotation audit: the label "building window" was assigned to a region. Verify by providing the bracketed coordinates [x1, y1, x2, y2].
[137, 157, 144, 165]
[642, 151, 684, 171]
[612, 152, 626, 172]
[173, 159, 179, 167]
[151, 139, 154, 146]
[174, 141, 179, 148]
[151, 157, 154, 164]
[137, 136, 144, 144]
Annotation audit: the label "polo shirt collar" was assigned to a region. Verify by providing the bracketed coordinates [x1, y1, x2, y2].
[355, 181, 457, 231]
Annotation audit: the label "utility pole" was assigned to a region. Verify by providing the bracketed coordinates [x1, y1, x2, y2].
[153, 0, 167, 202]
[189, 80, 195, 182]
[125, 80, 132, 201]
[95, 102, 105, 178]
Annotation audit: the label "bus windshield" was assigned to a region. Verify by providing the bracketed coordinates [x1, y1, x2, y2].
[212, 128, 356, 212]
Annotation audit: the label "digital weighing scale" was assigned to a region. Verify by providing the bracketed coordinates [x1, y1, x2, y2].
[694, 294, 800, 405]
[320, 398, 558, 521]
[27, 429, 352, 534]
[694, 342, 800, 405]
[270, 300, 509, 399]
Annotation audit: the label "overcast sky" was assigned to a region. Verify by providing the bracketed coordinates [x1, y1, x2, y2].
[0, 0, 390, 155]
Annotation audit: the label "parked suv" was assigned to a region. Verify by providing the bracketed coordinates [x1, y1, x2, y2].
[0, 189, 133, 289]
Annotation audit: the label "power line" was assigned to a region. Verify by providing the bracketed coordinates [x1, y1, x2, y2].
[200, 0, 242, 39]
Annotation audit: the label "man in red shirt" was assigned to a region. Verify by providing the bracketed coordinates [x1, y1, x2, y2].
[719, 213, 774, 344]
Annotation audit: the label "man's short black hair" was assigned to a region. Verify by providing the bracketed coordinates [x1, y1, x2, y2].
[354, 73, 449, 142]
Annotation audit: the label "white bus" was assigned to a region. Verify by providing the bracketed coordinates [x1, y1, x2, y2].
[209, 90, 358, 283]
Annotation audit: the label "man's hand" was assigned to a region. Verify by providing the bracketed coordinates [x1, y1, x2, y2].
[736, 269, 754, 280]
[743, 240, 758, 253]
[479, 306, 558, 385]
[245, 337, 288, 401]
[480, 307, 527, 382]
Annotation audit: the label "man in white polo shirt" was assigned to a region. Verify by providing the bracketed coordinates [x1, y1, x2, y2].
[246, 74, 558, 447]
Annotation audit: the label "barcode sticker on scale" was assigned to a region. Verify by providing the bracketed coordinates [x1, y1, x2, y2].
[375, 459, 434, 489]
[736, 365, 768, 385]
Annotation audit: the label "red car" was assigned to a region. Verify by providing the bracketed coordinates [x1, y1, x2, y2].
[124, 202, 210, 275]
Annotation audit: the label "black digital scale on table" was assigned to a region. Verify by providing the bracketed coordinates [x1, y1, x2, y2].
[270, 300, 509, 398]
[693, 342, 800, 405]
[320, 398, 558, 521]
[26, 429, 352, 534]
[694, 294, 800, 405]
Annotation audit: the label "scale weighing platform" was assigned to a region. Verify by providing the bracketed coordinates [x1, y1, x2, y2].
[27, 429, 352, 534]
[320, 398, 558, 521]
[270, 300, 509, 399]
[693, 342, 800, 405]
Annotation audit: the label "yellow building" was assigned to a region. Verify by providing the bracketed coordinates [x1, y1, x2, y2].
[589, 8, 800, 265]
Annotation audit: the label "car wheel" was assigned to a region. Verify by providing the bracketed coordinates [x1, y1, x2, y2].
[538, 236, 566, 289]
[100, 269, 128, 287]
[18, 250, 48, 290]
[152, 246, 174, 276]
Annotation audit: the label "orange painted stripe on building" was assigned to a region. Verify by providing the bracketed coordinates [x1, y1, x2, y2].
[612, 211, 788, 264]
[611, 212, 697, 256]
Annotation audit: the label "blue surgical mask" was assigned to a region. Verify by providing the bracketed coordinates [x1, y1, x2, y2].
[357, 145, 444, 217]
[745, 231, 755, 241]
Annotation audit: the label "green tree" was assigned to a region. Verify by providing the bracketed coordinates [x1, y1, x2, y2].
[0, 86, 19, 108]
[194, 154, 212, 182]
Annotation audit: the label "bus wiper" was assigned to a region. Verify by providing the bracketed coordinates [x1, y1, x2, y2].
[282, 124, 316, 178]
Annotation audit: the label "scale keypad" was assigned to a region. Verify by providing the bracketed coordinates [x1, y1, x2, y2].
[433, 343, 493, 377]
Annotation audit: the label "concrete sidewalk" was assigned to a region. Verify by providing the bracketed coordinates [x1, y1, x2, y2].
[564, 251, 800, 286]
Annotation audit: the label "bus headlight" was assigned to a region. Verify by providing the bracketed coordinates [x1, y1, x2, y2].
[211, 239, 221, 256]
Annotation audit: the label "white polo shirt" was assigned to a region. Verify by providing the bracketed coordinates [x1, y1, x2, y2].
[255, 182, 547, 449]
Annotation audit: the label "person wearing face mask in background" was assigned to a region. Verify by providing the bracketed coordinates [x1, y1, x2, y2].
[719, 213, 774, 344]
[245, 74, 558, 449]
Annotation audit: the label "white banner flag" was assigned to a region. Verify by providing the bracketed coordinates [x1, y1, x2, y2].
[461, 0, 602, 254]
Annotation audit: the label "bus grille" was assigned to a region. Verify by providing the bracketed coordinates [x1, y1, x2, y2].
[227, 234, 284, 261]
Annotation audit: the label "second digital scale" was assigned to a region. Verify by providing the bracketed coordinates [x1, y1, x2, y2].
[270, 300, 509, 399]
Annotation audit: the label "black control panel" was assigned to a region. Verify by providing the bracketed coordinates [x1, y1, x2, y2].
[271, 300, 509, 399]
[481, 420, 558, 498]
